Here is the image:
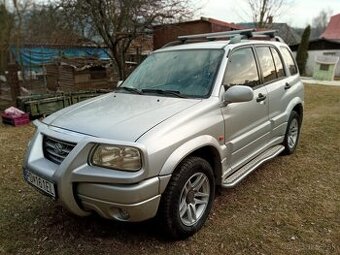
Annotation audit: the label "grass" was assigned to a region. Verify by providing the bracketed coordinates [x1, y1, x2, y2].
[0, 84, 339, 255]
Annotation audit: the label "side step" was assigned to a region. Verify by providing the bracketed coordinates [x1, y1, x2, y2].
[222, 145, 285, 188]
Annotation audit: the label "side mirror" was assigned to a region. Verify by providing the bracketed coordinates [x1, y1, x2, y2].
[117, 80, 123, 87]
[223, 85, 254, 104]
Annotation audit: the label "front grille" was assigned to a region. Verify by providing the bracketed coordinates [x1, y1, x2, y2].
[43, 136, 76, 165]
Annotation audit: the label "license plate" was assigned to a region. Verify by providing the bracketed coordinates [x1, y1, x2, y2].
[25, 170, 56, 198]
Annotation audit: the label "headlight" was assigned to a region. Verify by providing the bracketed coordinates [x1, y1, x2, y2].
[90, 144, 142, 171]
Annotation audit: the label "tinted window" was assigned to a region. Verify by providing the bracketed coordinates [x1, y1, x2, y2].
[223, 47, 260, 88]
[280, 47, 298, 75]
[256, 46, 277, 83]
[270, 47, 285, 78]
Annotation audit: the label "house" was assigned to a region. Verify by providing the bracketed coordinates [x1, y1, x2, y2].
[290, 13, 340, 78]
[320, 13, 340, 41]
[238, 22, 301, 45]
[153, 17, 244, 49]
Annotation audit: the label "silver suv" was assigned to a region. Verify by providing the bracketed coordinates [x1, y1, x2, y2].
[23, 30, 304, 239]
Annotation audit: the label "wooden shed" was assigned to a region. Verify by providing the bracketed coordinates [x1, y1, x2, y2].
[313, 55, 339, 81]
[45, 57, 117, 91]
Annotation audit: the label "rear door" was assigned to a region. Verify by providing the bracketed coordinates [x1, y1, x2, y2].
[221, 46, 270, 171]
[257, 46, 300, 140]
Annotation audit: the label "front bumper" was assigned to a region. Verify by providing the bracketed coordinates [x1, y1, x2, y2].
[76, 178, 161, 221]
[23, 123, 171, 222]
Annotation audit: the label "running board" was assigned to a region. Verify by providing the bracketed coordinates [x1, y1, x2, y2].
[222, 145, 285, 188]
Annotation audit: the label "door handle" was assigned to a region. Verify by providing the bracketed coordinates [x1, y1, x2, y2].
[284, 82, 291, 90]
[256, 93, 266, 102]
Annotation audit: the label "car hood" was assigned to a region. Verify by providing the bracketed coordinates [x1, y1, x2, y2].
[42, 92, 201, 142]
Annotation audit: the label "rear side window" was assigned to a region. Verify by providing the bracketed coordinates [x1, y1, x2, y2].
[280, 47, 298, 75]
[223, 47, 260, 88]
[270, 47, 285, 78]
[256, 46, 277, 83]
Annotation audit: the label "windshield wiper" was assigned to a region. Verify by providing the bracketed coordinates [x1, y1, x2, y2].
[115, 87, 143, 95]
[141, 89, 187, 98]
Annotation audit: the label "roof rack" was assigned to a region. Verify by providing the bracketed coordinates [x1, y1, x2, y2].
[177, 29, 255, 41]
[162, 29, 283, 48]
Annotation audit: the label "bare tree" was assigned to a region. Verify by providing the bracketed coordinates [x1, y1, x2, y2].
[0, 1, 13, 74]
[59, 0, 193, 80]
[312, 9, 332, 39]
[244, 0, 291, 28]
[23, 4, 80, 45]
[12, 0, 34, 43]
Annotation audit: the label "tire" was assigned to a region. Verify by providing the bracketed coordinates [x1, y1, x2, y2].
[283, 111, 301, 155]
[158, 156, 215, 239]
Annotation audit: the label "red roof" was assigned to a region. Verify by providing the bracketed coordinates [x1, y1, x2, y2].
[320, 13, 340, 40]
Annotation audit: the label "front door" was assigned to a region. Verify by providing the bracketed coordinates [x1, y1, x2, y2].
[221, 47, 270, 172]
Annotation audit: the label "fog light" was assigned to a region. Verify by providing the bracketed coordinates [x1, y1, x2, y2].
[118, 208, 130, 220]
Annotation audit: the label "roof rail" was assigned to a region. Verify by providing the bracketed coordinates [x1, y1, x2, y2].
[252, 30, 277, 38]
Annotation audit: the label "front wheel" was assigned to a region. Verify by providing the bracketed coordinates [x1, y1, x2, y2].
[158, 156, 215, 239]
[283, 111, 301, 155]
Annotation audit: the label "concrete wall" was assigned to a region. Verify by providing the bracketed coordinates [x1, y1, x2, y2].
[292, 50, 340, 77]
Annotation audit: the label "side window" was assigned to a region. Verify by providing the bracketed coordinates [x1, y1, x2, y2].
[270, 47, 286, 78]
[280, 47, 298, 75]
[223, 47, 260, 88]
[256, 46, 277, 83]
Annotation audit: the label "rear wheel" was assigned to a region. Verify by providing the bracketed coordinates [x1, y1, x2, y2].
[283, 111, 301, 155]
[159, 156, 215, 239]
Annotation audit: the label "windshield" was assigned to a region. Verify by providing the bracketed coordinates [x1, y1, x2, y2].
[121, 49, 224, 98]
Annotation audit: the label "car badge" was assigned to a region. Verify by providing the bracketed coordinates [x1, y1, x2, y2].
[53, 143, 64, 155]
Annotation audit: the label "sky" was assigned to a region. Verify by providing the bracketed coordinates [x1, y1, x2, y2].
[195, 0, 340, 28]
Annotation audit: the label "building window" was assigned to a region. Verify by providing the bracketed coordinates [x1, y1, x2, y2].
[323, 52, 336, 56]
[320, 64, 330, 71]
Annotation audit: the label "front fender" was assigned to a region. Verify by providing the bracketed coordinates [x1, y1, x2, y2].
[159, 135, 225, 176]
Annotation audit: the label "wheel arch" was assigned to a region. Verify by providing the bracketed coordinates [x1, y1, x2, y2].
[189, 146, 222, 185]
[159, 135, 223, 186]
[284, 96, 304, 122]
[292, 103, 303, 123]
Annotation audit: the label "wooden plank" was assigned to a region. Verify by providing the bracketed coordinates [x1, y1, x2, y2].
[24, 96, 72, 117]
